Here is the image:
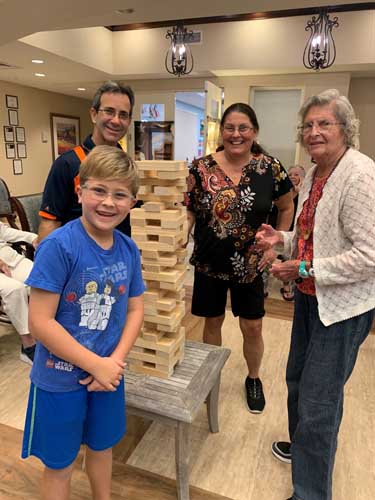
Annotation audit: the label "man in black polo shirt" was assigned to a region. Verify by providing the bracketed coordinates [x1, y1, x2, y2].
[38, 81, 134, 240]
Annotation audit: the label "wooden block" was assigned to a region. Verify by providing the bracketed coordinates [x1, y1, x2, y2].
[140, 193, 184, 203]
[142, 253, 177, 267]
[143, 201, 166, 212]
[158, 169, 188, 180]
[136, 160, 187, 171]
[154, 186, 185, 196]
[143, 268, 185, 284]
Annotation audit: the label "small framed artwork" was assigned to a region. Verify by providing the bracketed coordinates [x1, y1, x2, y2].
[8, 109, 19, 126]
[13, 159, 23, 175]
[50, 113, 80, 160]
[6, 94, 18, 109]
[5, 143, 16, 159]
[3, 126, 14, 142]
[15, 126, 25, 142]
[17, 143, 27, 159]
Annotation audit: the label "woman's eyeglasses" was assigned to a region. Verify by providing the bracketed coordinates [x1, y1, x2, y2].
[299, 120, 344, 135]
[222, 125, 254, 134]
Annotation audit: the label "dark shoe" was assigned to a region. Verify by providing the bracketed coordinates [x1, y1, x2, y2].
[245, 376, 265, 413]
[272, 441, 291, 464]
[20, 345, 36, 365]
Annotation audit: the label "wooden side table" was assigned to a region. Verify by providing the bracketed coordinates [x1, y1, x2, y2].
[124, 340, 231, 500]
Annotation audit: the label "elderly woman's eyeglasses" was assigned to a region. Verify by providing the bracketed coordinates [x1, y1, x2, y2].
[223, 125, 254, 134]
[299, 120, 344, 135]
[97, 107, 130, 121]
[82, 186, 134, 204]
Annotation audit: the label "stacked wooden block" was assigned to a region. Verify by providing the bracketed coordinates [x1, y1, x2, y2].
[128, 160, 189, 378]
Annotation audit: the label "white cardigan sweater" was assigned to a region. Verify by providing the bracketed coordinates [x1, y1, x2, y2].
[0, 222, 37, 268]
[281, 148, 375, 326]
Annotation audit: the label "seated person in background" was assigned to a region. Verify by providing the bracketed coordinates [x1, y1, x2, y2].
[279, 165, 306, 301]
[0, 221, 37, 364]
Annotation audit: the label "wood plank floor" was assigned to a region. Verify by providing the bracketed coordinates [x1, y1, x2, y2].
[0, 424, 232, 500]
[1, 287, 374, 499]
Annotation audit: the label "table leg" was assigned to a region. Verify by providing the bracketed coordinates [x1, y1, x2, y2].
[175, 421, 191, 500]
[207, 375, 220, 433]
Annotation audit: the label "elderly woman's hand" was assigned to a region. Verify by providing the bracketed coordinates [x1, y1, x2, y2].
[271, 259, 300, 281]
[258, 248, 277, 272]
[255, 224, 282, 250]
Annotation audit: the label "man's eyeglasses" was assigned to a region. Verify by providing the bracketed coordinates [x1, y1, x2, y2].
[222, 125, 254, 134]
[299, 120, 344, 135]
[97, 107, 130, 121]
[82, 185, 134, 204]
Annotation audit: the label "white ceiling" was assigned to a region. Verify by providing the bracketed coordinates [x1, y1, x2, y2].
[0, 0, 373, 98]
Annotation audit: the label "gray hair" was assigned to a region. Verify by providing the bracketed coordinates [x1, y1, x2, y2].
[288, 164, 306, 178]
[91, 81, 135, 116]
[297, 89, 359, 149]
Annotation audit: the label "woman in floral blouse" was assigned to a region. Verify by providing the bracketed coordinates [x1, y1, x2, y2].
[185, 102, 293, 414]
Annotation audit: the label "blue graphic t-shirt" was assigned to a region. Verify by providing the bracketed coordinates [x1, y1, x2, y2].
[26, 219, 145, 392]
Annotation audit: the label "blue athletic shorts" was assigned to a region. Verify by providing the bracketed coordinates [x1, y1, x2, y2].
[22, 378, 126, 469]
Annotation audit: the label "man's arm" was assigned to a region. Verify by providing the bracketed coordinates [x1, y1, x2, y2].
[29, 288, 125, 390]
[38, 219, 62, 242]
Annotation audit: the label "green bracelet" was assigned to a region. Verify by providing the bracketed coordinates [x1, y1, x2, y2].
[298, 260, 310, 278]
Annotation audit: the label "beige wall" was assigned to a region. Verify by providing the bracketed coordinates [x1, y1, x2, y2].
[349, 78, 375, 161]
[0, 80, 91, 196]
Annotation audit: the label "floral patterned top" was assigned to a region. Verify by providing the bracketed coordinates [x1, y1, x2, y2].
[185, 153, 292, 283]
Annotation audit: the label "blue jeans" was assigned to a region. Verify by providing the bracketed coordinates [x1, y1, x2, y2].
[287, 290, 374, 500]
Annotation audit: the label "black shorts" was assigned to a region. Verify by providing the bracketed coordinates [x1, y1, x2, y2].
[191, 271, 265, 320]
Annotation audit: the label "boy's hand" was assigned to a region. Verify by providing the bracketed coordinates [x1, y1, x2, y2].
[79, 375, 114, 392]
[91, 357, 125, 391]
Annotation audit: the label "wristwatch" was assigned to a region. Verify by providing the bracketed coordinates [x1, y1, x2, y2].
[309, 266, 315, 278]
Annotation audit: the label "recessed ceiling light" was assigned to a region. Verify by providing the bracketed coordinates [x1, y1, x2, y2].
[115, 8, 134, 14]
[77, 87, 86, 91]
[32, 59, 44, 64]
[35, 72, 46, 77]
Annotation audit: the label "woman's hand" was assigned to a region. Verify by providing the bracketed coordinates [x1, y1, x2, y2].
[271, 259, 300, 281]
[255, 224, 282, 250]
[258, 248, 277, 272]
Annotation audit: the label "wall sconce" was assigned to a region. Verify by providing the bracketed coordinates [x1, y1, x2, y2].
[303, 11, 339, 70]
[165, 24, 194, 77]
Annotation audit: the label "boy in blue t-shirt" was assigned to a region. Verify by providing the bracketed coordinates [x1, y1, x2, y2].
[22, 145, 145, 499]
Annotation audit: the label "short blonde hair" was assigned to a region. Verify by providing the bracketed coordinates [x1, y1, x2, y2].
[79, 145, 139, 196]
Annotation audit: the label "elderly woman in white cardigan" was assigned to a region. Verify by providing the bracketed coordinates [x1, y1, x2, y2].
[256, 89, 375, 500]
[0, 221, 37, 364]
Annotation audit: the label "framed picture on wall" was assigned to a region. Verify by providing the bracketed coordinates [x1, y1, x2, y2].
[5, 143, 16, 159]
[15, 126, 25, 142]
[3, 126, 14, 142]
[8, 109, 19, 126]
[6, 94, 18, 109]
[50, 113, 80, 160]
[17, 143, 27, 159]
[13, 159, 23, 175]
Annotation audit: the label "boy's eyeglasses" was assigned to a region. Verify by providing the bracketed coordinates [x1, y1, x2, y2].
[299, 120, 344, 135]
[222, 125, 254, 134]
[82, 186, 134, 204]
[97, 107, 130, 121]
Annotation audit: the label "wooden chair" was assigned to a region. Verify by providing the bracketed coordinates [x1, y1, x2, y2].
[10, 193, 42, 234]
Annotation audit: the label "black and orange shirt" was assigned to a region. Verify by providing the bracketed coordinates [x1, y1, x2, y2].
[185, 153, 292, 283]
[39, 135, 131, 236]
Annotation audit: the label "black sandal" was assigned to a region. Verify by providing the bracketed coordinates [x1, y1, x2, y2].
[280, 287, 294, 301]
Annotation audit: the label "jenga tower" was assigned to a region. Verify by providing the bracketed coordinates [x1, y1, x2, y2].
[128, 160, 189, 378]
